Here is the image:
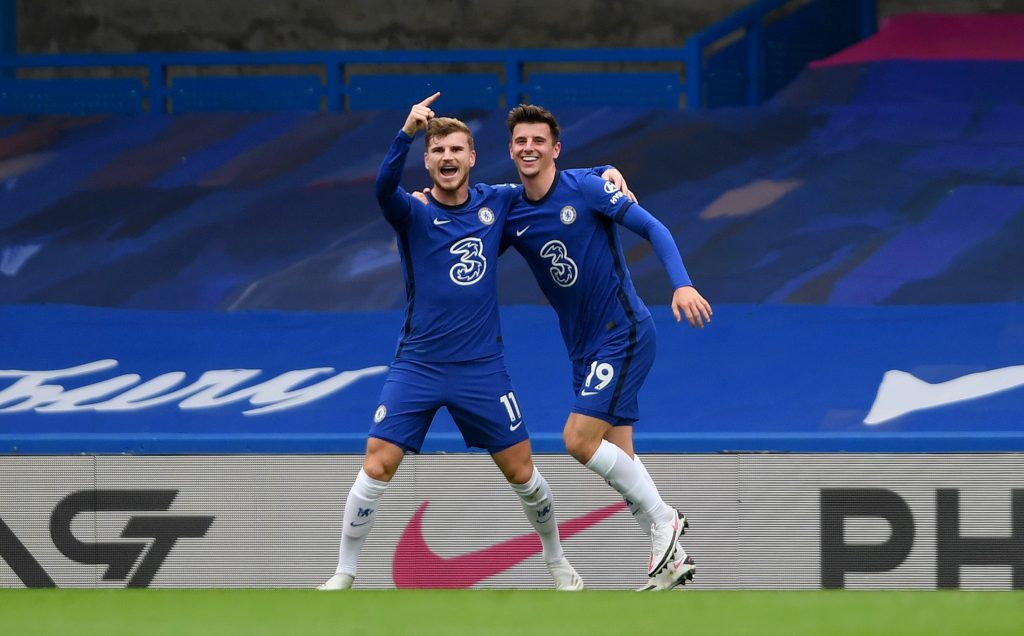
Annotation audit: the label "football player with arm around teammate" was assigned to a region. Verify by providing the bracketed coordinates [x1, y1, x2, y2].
[503, 103, 712, 591]
[319, 93, 584, 591]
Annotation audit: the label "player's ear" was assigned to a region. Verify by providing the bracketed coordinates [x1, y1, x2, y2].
[424, 152, 429, 169]
[469, 149, 476, 168]
[553, 141, 561, 160]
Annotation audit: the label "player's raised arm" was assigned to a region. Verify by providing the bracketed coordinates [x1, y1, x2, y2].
[376, 93, 441, 222]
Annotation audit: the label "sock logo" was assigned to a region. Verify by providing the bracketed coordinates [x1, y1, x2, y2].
[350, 507, 374, 527]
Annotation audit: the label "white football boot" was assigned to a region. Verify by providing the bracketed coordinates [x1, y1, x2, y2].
[317, 573, 354, 590]
[546, 558, 585, 591]
[648, 511, 687, 576]
[637, 552, 696, 591]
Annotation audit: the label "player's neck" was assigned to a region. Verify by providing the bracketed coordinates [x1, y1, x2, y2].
[431, 185, 469, 207]
[520, 164, 557, 201]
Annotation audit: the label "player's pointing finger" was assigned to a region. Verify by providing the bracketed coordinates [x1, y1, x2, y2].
[419, 92, 441, 107]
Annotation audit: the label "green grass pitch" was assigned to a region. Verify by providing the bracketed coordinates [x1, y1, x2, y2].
[1, 589, 1021, 636]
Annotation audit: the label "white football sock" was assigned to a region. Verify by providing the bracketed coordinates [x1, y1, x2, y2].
[335, 468, 389, 577]
[629, 455, 656, 536]
[633, 455, 688, 560]
[510, 466, 565, 564]
[586, 440, 674, 527]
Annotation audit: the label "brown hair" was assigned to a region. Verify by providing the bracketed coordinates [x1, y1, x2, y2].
[506, 104, 560, 143]
[425, 117, 474, 150]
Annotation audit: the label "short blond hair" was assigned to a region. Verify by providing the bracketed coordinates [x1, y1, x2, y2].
[425, 117, 474, 150]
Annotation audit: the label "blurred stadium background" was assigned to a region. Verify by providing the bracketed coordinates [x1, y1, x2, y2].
[1, 0, 1023, 600]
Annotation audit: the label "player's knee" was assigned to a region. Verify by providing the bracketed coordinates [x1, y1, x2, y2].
[502, 462, 534, 485]
[563, 429, 596, 464]
[364, 438, 404, 481]
[362, 459, 393, 482]
[362, 452, 400, 481]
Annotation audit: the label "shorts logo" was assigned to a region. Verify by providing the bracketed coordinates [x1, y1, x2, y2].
[560, 206, 576, 225]
[478, 207, 495, 225]
[583, 361, 615, 395]
[449, 237, 487, 286]
[373, 404, 387, 423]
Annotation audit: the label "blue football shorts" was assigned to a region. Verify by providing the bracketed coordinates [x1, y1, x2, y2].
[570, 316, 657, 427]
[368, 353, 530, 454]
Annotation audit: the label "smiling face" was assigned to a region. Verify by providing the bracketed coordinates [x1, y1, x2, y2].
[506, 104, 562, 199]
[424, 130, 475, 199]
[509, 122, 561, 180]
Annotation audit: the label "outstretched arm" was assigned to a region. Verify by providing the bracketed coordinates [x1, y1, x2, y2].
[619, 204, 712, 328]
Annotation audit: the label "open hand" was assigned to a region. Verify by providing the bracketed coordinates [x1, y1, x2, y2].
[671, 286, 712, 328]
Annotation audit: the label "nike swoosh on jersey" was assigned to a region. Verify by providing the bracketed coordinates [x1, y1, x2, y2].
[392, 500, 626, 588]
[580, 389, 599, 396]
[864, 365, 1024, 424]
[433, 218, 452, 226]
[510, 420, 523, 431]
[516, 225, 530, 236]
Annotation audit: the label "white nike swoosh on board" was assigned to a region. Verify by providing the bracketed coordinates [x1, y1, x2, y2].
[863, 365, 1024, 424]
[433, 218, 452, 225]
[516, 226, 530, 236]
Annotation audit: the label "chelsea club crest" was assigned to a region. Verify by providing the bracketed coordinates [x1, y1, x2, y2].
[478, 207, 495, 225]
[560, 206, 577, 225]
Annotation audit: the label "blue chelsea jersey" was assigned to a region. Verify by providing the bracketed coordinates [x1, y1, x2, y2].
[376, 131, 520, 362]
[504, 169, 652, 361]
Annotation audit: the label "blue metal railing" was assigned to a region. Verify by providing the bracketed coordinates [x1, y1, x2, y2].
[0, 0, 875, 114]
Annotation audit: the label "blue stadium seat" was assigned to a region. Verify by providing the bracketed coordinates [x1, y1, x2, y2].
[347, 73, 501, 110]
[527, 72, 680, 108]
[0, 78, 144, 114]
[171, 76, 322, 112]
